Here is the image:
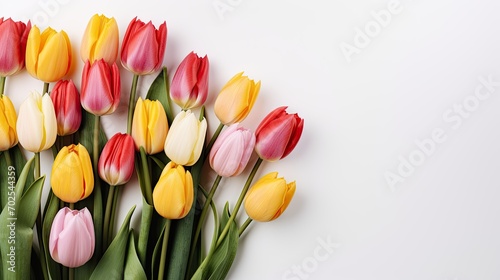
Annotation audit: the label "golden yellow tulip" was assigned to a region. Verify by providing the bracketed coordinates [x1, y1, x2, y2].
[131, 98, 168, 154]
[80, 14, 119, 64]
[0, 95, 17, 151]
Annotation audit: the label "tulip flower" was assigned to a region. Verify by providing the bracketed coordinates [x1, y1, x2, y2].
[213, 72, 260, 125]
[80, 59, 121, 116]
[131, 97, 168, 154]
[0, 95, 17, 151]
[120, 17, 167, 75]
[164, 110, 207, 166]
[255, 106, 304, 162]
[244, 172, 296, 222]
[152, 162, 193, 219]
[0, 18, 31, 77]
[50, 80, 81, 136]
[49, 207, 95, 268]
[16, 92, 57, 153]
[170, 52, 209, 109]
[80, 14, 119, 64]
[26, 26, 72, 83]
[209, 123, 255, 177]
[98, 133, 135, 186]
[51, 144, 94, 203]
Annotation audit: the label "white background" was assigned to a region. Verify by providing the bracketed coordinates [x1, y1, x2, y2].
[3, 0, 500, 279]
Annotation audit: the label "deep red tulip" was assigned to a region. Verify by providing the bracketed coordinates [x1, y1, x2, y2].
[50, 80, 81, 136]
[98, 133, 135, 186]
[0, 18, 31, 76]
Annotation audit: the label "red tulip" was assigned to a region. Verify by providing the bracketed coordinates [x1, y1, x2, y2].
[255, 106, 304, 162]
[170, 51, 209, 109]
[98, 133, 135, 186]
[0, 18, 31, 76]
[80, 59, 121, 116]
[120, 17, 167, 75]
[50, 80, 81, 136]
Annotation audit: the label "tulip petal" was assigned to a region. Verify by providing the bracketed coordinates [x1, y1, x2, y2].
[41, 94, 57, 150]
[17, 93, 44, 152]
[25, 26, 41, 77]
[54, 212, 94, 267]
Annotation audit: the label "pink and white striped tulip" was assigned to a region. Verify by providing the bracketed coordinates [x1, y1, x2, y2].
[170, 51, 209, 109]
[255, 106, 304, 162]
[80, 59, 121, 116]
[98, 133, 135, 186]
[209, 123, 255, 177]
[49, 207, 95, 268]
[50, 80, 81, 136]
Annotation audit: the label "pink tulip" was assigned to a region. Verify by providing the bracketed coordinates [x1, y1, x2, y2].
[98, 133, 135, 186]
[255, 106, 304, 162]
[50, 80, 81, 136]
[170, 52, 209, 109]
[0, 18, 31, 76]
[209, 123, 255, 177]
[80, 59, 121, 116]
[49, 207, 95, 268]
[120, 17, 167, 75]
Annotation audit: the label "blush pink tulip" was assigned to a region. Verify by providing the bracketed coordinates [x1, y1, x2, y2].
[0, 18, 31, 76]
[120, 17, 167, 75]
[98, 133, 135, 186]
[80, 59, 121, 116]
[49, 207, 95, 268]
[209, 123, 255, 177]
[170, 52, 209, 109]
[255, 106, 304, 162]
[50, 80, 81, 136]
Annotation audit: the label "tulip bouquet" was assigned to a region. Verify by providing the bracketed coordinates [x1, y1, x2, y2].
[0, 13, 304, 280]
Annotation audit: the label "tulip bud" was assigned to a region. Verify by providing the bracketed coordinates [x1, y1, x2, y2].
[131, 97, 168, 154]
[0, 95, 17, 151]
[16, 92, 57, 153]
[81, 14, 119, 64]
[98, 133, 135, 186]
[244, 172, 296, 222]
[214, 72, 260, 125]
[164, 110, 207, 166]
[170, 52, 209, 110]
[152, 162, 193, 219]
[80, 59, 121, 116]
[26, 26, 72, 83]
[49, 207, 95, 268]
[50, 80, 81, 136]
[51, 144, 94, 203]
[255, 106, 304, 162]
[209, 123, 255, 177]
[120, 17, 167, 75]
[0, 18, 31, 76]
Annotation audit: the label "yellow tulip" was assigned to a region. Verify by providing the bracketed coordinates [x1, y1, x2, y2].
[80, 14, 119, 64]
[0, 95, 17, 151]
[51, 144, 94, 203]
[244, 172, 296, 222]
[214, 72, 260, 125]
[131, 98, 168, 154]
[152, 162, 194, 219]
[26, 26, 72, 83]
[16, 92, 57, 153]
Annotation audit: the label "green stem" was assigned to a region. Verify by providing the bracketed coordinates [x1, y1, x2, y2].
[103, 185, 116, 249]
[216, 158, 262, 247]
[205, 122, 224, 158]
[157, 219, 172, 280]
[127, 74, 139, 134]
[68, 203, 74, 210]
[189, 175, 222, 267]
[69, 267, 74, 280]
[108, 185, 121, 244]
[34, 152, 49, 279]
[239, 217, 253, 236]
[139, 147, 153, 205]
[43, 82, 50, 94]
[93, 115, 103, 256]
[0, 76, 5, 96]
[3, 149, 12, 167]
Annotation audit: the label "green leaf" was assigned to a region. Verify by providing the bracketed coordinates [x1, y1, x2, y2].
[42, 191, 62, 280]
[124, 230, 147, 280]
[0, 146, 33, 210]
[90, 205, 136, 280]
[146, 67, 174, 125]
[205, 203, 239, 280]
[137, 199, 153, 270]
[151, 223, 165, 279]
